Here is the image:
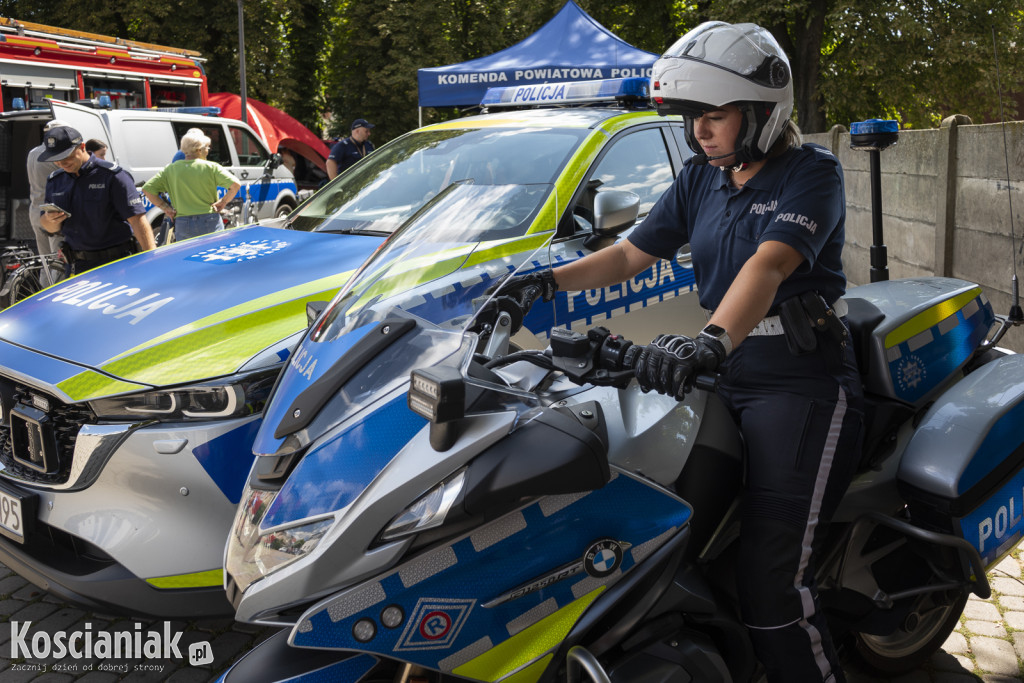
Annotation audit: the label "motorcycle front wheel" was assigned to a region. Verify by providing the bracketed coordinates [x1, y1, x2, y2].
[848, 589, 967, 676]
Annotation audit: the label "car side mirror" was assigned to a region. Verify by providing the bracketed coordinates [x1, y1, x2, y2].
[592, 190, 640, 237]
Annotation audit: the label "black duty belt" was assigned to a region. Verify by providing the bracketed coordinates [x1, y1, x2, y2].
[66, 241, 134, 262]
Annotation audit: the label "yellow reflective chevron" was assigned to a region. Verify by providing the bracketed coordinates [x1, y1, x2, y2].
[146, 568, 223, 589]
[106, 270, 356, 363]
[883, 287, 983, 349]
[523, 131, 608, 237]
[345, 250, 476, 317]
[57, 371, 151, 403]
[599, 111, 677, 137]
[453, 587, 604, 682]
[100, 296, 322, 386]
[496, 655, 552, 683]
[463, 235, 553, 269]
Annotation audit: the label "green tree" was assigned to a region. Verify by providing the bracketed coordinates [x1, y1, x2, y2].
[3, 0, 1021, 138]
[703, 0, 1024, 131]
[279, 0, 339, 135]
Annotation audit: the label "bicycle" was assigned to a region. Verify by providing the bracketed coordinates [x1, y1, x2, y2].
[0, 246, 67, 309]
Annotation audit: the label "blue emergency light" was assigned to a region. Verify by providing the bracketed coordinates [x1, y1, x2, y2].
[152, 106, 222, 116]
[480, 77, 650, 108]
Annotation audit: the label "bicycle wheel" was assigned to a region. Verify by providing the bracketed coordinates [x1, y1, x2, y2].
[1, 265, 43, 308]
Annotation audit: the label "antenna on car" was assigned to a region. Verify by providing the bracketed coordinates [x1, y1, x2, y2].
[992, 27, 1022, 323]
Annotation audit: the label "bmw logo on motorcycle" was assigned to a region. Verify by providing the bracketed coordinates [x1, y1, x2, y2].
[584, 539, 631, 578]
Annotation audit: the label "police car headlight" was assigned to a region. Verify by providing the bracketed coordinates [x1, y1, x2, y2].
[89, 367, 279, 422]
[380, 469, 467, 541]
[225, 485, 333, 594]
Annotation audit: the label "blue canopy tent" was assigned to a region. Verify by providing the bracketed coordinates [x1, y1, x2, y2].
[416, 1, 657, 120]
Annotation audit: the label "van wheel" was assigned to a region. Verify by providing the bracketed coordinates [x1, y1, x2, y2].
[848, 589, 967, 676]
[276, 204, 294, 219]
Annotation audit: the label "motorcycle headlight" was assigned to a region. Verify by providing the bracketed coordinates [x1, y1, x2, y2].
[226, 485, 334, 595]
[380, 469, 467, 541]
[90, 367, 278, 422]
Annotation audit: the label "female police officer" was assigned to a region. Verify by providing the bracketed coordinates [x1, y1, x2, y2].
[504, 21, 864, 683]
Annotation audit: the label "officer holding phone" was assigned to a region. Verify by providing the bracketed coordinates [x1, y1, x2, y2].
[39, 125, 156, 274]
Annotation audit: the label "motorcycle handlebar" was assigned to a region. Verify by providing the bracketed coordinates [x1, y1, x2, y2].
[485, 326, 719, 394]
[583, 328, 720, 393]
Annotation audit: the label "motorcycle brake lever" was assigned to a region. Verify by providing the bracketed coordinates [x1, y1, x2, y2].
[693, 373, 719, 393]
[587, 368, 634, 388]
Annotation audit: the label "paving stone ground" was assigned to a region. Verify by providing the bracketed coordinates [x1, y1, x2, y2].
[1, 551, 1023, 681]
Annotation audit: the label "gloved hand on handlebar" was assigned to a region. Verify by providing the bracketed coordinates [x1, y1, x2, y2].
[477, 270, 558, 336]
[490, 269, 558, 310]
[632, 333, 726, 399]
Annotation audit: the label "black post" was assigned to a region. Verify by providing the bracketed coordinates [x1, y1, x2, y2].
[850, 120, 899, 283]
[868, 150, 888, 282]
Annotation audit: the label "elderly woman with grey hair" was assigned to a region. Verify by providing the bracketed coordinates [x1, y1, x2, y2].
[142, 128, 242, 240]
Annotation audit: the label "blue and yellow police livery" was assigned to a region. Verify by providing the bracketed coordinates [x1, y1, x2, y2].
[0, 78, 698, 617]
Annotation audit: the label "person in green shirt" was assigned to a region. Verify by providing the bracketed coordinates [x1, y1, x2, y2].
[142, 128, 241, 241]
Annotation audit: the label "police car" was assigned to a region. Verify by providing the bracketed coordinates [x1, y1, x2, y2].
[0, 77, 701, 618]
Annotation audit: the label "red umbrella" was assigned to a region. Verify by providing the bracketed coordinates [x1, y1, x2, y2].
[209, 92, 330, 173]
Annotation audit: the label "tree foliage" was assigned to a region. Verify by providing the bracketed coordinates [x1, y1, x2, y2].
[702, 0, 1024, 131]
[0, 0, 1021, 140]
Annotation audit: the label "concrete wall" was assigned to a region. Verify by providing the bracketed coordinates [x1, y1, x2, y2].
[805, 118, 1024, 352]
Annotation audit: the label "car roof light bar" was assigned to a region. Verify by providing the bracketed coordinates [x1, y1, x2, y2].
[480, 77, 650, 108]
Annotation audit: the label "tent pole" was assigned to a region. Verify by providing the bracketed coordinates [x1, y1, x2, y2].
[419, 107, 423, 128]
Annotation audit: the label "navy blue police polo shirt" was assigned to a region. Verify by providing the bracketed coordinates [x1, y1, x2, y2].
[628, 144, 847, 312]
[328, 137, 374, 174]
[45, 156, 146, 251]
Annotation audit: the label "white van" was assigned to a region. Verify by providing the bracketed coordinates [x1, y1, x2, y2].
[0, 99, 299, 246]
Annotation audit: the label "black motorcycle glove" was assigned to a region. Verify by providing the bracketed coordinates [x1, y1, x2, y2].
[490, 270, 558, 309]
[633, 333, 726, 399]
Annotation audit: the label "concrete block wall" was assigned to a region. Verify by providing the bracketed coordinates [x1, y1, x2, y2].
[805, 118, 1024, 352]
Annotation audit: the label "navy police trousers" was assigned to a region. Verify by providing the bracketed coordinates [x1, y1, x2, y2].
[717, 330, 864, 683]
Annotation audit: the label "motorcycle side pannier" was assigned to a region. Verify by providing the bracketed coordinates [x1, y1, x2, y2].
[844, 277, 995, 407]
[896, 353, 1024, 568]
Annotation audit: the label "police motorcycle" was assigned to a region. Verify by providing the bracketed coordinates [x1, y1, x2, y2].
[219, 174, 1024, 682]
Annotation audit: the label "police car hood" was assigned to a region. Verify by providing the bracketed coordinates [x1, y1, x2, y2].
[0, 226, 384, 402]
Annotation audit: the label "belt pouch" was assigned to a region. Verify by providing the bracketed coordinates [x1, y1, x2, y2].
[778, 296, 817, 355]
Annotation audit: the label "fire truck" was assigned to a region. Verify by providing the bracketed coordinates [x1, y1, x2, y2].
[0, 17, 208, 111]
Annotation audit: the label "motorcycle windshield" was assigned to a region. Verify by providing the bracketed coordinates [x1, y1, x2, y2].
[254, 181, 558, 457]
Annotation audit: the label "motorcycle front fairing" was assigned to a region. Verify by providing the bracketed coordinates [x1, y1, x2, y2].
[224, 182, 696, 683]
[228, 182, 564, 617]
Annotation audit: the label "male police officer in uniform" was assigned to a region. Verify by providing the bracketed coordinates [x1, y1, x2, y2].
[326, 118, 375, 180]
[38, 125, 156, 274]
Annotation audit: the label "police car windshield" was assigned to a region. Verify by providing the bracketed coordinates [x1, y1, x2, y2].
[288, 126, 585, 235]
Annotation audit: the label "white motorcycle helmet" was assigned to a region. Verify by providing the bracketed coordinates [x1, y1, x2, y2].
[652, 21, 793, 164]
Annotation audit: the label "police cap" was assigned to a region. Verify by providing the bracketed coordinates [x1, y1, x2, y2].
[38, 126, 84, 162]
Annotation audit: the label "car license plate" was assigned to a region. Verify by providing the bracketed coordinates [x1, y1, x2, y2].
[0, 480, 35, 543]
